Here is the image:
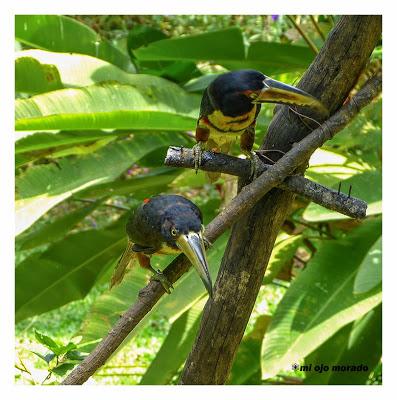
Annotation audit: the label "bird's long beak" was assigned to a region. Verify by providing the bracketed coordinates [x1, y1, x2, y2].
[250, 77, 328, 115]
[176, 231, 213, 298]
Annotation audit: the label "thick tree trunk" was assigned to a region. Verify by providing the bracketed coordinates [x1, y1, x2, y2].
[180, 15, 381, 385]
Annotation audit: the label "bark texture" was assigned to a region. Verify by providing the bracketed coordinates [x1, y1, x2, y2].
[180, 15, 382, 385]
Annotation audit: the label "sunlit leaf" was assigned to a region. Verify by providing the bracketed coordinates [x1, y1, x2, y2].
[353, 236, 382, 294]
[15, 55, 63, 94]
[15, 15, 134, 72]
[15, 81, 200, 132]
[15, 50, 169, 93]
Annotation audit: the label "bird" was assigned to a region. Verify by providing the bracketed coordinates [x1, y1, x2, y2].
[110, 194, 213, 298]
[193, 69, 328, 181]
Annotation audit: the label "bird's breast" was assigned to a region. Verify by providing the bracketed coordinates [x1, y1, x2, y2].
[204, 105, 257, 134]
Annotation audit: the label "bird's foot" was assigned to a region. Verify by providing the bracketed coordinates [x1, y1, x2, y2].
[192, 142, 204, 173]
[150, 269, 174, 294]
[203, 236, 212, 249]
[243, 150, 261, 180]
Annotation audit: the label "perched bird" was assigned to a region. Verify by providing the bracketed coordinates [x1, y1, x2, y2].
[193, 69, 327, 180]
[110, 195, 213, 298]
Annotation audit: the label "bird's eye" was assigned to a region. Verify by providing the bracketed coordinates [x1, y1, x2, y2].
[171, 228, 178, 237]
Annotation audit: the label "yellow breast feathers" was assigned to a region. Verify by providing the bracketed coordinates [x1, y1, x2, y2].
[205, 105, 257, 134]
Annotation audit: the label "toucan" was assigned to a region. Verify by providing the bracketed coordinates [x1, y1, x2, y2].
[110, 195, 213, 298]
[193, 69, 327, 181]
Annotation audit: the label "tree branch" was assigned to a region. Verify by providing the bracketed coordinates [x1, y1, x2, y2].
[165, 147, 367, 219]
[61, 66, 381, 385]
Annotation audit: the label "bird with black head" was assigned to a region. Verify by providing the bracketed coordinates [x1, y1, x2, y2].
[193, 69, 327, 181]
[110, 195, 213, 298]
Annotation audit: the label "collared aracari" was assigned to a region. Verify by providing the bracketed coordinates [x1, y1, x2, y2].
[110, 195, 213, 298]
[193, 69, 327, 181]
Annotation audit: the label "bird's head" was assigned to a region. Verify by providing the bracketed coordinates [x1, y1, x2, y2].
[207, 69, 328, 117]
[153, 196, 213, 298]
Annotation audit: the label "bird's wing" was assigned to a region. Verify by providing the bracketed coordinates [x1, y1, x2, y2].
[110, 239, 136, 289]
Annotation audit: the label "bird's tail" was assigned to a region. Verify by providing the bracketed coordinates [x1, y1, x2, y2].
[110, 240, 136, 289]
[205, 171, 221, 183]
[204, 138, 232, 183]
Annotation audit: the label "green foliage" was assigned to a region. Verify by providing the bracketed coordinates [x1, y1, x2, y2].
[14, 15, 381, 386]
[140, 297, 207, 384]
[304, 305, 382, 384]
[261, 218, 382, 379]
[15, 15, 134, 72]
[16, 216, 128, 322]
[31, 330, 87, 380]
[354, 236, 382, 294]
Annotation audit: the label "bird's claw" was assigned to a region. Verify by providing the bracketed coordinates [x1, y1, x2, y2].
[150, 270, 174, 294]
[192, 142, 204, 173]
[243, 150, 261, 180]
[203, 236, 212, 249]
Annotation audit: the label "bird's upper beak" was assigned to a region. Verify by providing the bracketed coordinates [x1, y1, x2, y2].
[247, 76, 328, 115]
[176, 231, 213, 298]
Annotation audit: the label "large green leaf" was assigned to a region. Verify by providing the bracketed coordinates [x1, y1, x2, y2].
[15, 15, 134, 72]
[304, 170, 382, 221]
[327, 305, 382, 384]
[304, 305, 382, 384]
[139, 297, 206, 385]
[306, 148, 370, 188]
[15, 81, 200, 132]
[133, 28, 313, 75]
[261, 218, 382, 379]
[134, 28, 245, 63]
[127, 26, 199, 84]
[223, 41, 314, 74]
[15, 50, 162, 94]
[303, 324, 353, 384]
[15, 133, 184, 234]
[353, 236, 382, 294]
[15, 55, 63, 94]
[15, 216, 127, 322]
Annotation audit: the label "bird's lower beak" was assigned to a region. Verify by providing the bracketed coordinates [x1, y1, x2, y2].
[252, 77, 328, 115]
[176, 231, 213, 298]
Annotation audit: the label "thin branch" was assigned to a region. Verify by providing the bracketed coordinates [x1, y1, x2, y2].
[310, 15, 326, 41]
[61, 72, 381, 385]
[287, 16, 319, 55]
[164, 147, 367, 220]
